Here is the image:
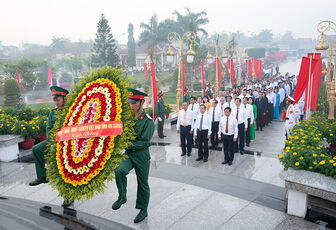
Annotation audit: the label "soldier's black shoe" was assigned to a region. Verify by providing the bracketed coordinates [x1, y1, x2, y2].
[187, 153, 191, 157]
[181, 153, 186, 156]
[62, 200, 74, 208]
[203, 158, 208, 162]
[195, 157, 203, 161]
[240, 150, 244, 155]
[112, 197, 127, 210]
[229, 161, 233, 166]
[29, 178, 48, 186]
[134, 209, 148, 223]
[222, 160, 229, 165]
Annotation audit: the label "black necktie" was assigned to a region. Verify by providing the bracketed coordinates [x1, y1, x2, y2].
[212, 108, 215, 122]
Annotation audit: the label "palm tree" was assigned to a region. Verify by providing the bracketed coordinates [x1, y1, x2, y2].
[172, 7, 209, 36]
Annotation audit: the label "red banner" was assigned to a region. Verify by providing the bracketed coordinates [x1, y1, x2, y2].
[48, 67, 53, 85]
[246, 60, 252, 77]
[241, 59, 249, 83]
[16, 69, 20, 84]
[201, 60, 205, 97]
[56, 121, 123, 141]
[150, 62, 158, 120]
[252, 59, 257, 79]
[229, 60, 235, 84]
[182, 62, 185, 96]
[258, 60, 262, 80]
[307, 53, 322, 112]
[144, 63, 149, 81]
[215, 57, 221, 91]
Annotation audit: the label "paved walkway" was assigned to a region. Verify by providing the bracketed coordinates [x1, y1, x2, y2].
[0, 119, 327, 229]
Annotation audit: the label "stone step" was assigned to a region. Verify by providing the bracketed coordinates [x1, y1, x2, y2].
[18, 149, 33, 163]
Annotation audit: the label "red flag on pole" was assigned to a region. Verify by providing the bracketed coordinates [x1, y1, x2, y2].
[48, 67, 53, 85]
[241, 59, 249, 83]
[16, 69, 20, 84]
[252, 59, 257, 79]
[307, 53, 322, 112]
[258, 60, 262, 80]
[215, 58, 221, 92]
[229, 60, 235, 84]
[201, 60, 206, 97]
[246, 60, 252, 77]
[150, 62, 158, 121]
[144, 63, 149, 81]
[182, 62, 185, 96]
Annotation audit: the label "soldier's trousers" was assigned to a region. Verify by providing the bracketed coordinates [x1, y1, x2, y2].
[32, 140, 47, 179]
[157, 116, 165, 137]
[115, 150, 150, 210]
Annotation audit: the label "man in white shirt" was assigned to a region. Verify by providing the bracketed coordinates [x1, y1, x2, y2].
[223, 95, 235, 110]
[231, 98, 248, 154]
[177, 102, 194, 157]
[194, 104, 212, 162]
[266, 88, 275, 124]
[209, 100, 221, 149]
[238, 89, 248, 101]
[278, 83, 286, 111]
[218, 96, 226, 117]
[218, 107, 238, 165]
[243, 97, 254, 147]
[188, 96, 199, 145]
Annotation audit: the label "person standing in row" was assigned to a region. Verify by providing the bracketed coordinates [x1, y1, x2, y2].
[249, 97, 257, 141]
[209, 100, 221, 149]
[218, 107, 238, 165]
[231, 98, 248, 154]
[177, 102, 194, 157]
[188, 97, 199, 145]
[224, 95, 235, 110]
[194, 104, 211, 162]
[255, 92, 267, 131]
[183, 88, 190, 104]
[156, 91, 165, 139]
[243, 97, 254, 147]
[285, 96, 297, 140]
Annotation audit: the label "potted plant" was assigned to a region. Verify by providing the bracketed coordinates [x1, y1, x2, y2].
[35, 116, 48, 141]
[164, 104, 172, 119]
[15, 120, 39, 149]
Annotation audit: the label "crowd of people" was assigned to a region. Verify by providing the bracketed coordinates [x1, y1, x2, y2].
[176, 72, 302, 165]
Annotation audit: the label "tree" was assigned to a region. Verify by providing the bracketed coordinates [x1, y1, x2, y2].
[172, 7, 209, 36]
[127, 23, 136, 67]
[91, 14, 119, 67]
[3, 79, 21, 107]
[257, 29, 273, 43]
[4, 57, 37, 84]
[50, 37, 71, 55]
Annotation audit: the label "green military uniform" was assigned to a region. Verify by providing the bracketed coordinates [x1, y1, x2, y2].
[206, 84, 213, 98]
[30, 86, 69, 186]
[113, 88, 154, 222]
[156, 92, 165, 138]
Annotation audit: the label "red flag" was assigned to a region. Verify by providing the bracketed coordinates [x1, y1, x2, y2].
[241, 59, 249, 83]
[252, 59, 257, 79]
[182, 62, 185, 96]
[307, 53, 322, 111]
[144, 63, 149, 81]
[258, 60, 262, 80]
[229, 60, 235, 84]
[16, 69, 20, 84]
[293, 57, 318, 111]
[150, 62, 158, 121]
[223, 62, 229, 74]
[215, 58, 221, 91]
[48, 67, 53, 85]
[201, 60, 206, 97]
[246, 60, 252, 77]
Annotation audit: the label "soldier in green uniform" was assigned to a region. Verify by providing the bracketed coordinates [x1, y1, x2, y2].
[206, 83, 213, 98]
[112, 88, 155, 223]
[29, 86, 73, 208]
[156, 91, 165, 139]
[183, 87, 191, 104]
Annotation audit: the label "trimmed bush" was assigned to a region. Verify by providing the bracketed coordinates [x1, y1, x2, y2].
[3, 79, 21, 107]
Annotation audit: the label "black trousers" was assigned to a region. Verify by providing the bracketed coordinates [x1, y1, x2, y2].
[210, 121, 219, 147]
[234, 123, 245, 152]
[197, 129, 209, 159]
[222, 134, 234, 162]
[267, 103, 273, 123]
[256, 112, 264, 130]
[246, 118, 251, 144]
[180, 125, 192, 155]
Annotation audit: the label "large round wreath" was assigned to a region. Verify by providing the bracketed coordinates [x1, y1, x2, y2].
[46, 67, 135, 202]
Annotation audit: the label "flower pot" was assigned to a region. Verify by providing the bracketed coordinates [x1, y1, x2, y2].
[19, 138, 35, 150]
[165, 113, 169, 119]
[37, 133, 47, 141]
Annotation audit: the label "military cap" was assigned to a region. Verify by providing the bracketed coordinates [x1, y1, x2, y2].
[127, 88, 147, 103]
[50, 86, 69, 97]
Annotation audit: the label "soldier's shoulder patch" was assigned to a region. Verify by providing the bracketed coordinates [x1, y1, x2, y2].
[146, 114, 152, 120]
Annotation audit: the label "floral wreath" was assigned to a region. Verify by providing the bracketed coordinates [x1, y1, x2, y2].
[46, 67, 135, 202]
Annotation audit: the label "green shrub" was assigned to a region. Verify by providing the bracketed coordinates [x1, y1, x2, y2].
[3, 79, 21, 107]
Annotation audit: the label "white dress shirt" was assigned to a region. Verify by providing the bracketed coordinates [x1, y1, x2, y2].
[279, 88, 285, 102]
[223, 101, 236, 110]
[218, 115, 238, 138]
[217, 103, 226, 117]
[266, 93, 275, 105]
[176, 109, 194, 131]
[188, 103, 200, 118]
[243, 103, 254, 125]
[194, 113, 212, 135]
[231, 105, 248, 128]
[209, 106, 221, 123]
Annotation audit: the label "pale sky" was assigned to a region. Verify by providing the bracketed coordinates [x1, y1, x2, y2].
[1, 0, 335, 46]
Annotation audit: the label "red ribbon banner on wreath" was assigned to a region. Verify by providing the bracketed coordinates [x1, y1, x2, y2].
[56, 121, 123, 141]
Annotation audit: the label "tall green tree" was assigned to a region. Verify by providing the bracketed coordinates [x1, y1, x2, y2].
[127, 23, 136, 67]
[91, 14, 119, 67]
[4, 57, 37, 84]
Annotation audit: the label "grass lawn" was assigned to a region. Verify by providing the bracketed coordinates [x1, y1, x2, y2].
[27, 102, 55, 110]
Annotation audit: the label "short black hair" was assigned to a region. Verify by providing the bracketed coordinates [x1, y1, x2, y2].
[200, 104, 206, 109]
[213, 100, 218, 104]
[190, 96, 196, 100]
[235, 98, 241, 103]
[243, 97, 248, 101]
[226, 95, 232, 99]
[224, 107, 231, 112]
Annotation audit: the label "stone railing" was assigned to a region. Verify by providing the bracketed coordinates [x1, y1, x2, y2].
[0, 135, 24, 162]
[284, 168, 336, 218]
